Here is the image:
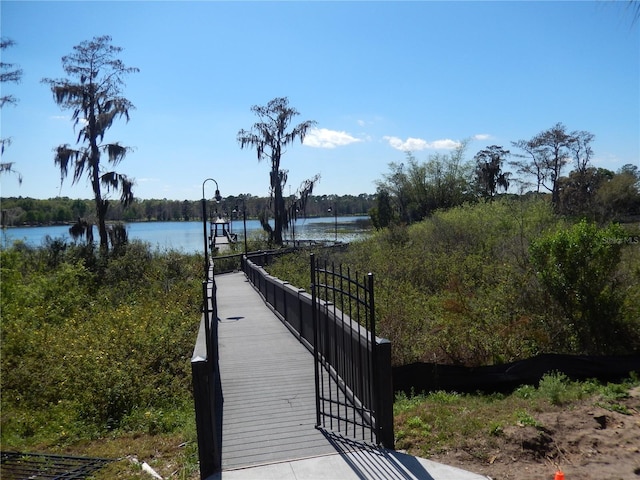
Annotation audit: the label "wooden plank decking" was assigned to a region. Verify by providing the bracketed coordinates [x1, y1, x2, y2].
[215, 271, 342, 470]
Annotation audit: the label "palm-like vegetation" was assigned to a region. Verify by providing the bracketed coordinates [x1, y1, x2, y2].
[474, 145, 510, 200]
[237, 97, 316, 245]
[43, 35, 138, 252]
[1, 37, 24, 184]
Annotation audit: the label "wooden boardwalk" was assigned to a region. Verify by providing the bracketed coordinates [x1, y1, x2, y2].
[215, 271, 343, 470]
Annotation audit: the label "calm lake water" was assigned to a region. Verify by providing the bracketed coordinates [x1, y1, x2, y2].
[1, 216, 372, 253]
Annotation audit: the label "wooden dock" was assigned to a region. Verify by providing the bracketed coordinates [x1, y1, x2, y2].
[215, 271, 342, 470]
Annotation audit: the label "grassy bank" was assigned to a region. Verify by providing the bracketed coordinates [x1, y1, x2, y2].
[394, 372, 639, 456]
[1, 239, 202, 478]
[394, 373, 640, 479]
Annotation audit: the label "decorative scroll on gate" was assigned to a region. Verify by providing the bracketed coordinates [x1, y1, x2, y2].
[310, 253, 387, 446]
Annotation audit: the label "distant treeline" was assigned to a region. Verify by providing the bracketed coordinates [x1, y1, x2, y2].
[0, 194, 377, 227]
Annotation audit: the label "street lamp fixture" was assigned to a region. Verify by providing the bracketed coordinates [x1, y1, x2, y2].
[327, 204, 338, 242]
[290, 201, 300, 246]
[233, 197, 248, 255]
[202, 178, 222, 280]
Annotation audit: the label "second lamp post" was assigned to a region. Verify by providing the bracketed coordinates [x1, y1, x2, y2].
[202, 178, 222, 280]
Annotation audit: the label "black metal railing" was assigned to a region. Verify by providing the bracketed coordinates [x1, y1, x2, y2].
[241, 253, 394, 449]
[211, 252, 244, 274]
[311, 254, 392, 447]
[244, 243, 349, 269]
[191, 264, 222, 479]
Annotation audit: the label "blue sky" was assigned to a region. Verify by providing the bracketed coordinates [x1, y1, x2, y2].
[1, 1, 638, 201]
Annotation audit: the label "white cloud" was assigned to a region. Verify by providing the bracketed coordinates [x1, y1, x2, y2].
[383, 136, 461, 152]
[304, 128, 363, 149]
[430, 139, 462, 150]
[473, 134, 492, 141]
[384, 136, 428, 151]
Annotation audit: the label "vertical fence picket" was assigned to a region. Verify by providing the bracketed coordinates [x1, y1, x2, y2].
[236, 252, 394, 449]
[309, 256, 391, 447]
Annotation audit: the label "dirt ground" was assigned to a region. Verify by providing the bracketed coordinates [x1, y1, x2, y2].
[428, 386, 640, 480]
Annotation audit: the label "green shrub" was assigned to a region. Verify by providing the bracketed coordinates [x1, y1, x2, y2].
[530, 220, 629, 353]
[537, 372, 572, 405]
[514, 409, 541, 427]
[265, 198, 640, 365]
[1, 244, 201, 448]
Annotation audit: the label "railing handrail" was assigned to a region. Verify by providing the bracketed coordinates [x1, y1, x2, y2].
[241, 255, 394, 449]
[191, 272, 222, 478]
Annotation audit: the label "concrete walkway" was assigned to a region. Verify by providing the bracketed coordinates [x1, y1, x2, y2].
[211, 271, 488, 480]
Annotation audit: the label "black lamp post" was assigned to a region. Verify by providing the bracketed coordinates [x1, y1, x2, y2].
[233, 197, 248, 255]
[202, 178, 222, 280]
[327, 204, 338, 242]
[242, 199, 248, 254]
[290, 201, 300, 246]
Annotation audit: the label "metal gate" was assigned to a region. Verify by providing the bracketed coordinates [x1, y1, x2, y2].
[1, 452, 113, 479]
[310, 254, 382, 445]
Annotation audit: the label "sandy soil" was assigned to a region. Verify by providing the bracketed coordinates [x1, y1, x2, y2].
[428, 387, 640, 480]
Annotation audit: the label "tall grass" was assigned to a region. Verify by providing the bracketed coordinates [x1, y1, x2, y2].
[1, 240, 202, 451]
